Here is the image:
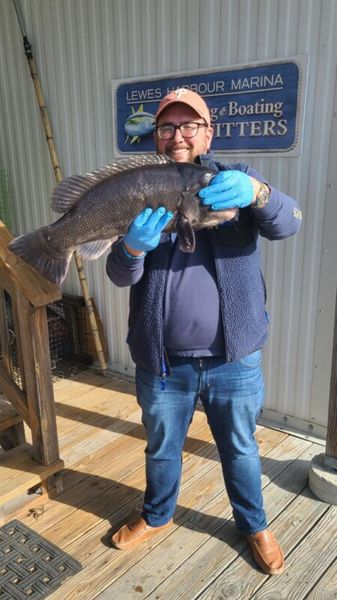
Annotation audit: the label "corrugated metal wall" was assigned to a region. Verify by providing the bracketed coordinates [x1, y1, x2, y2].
[1, 0, 337, 437]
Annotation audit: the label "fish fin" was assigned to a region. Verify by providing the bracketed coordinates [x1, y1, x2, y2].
[51, 175, 95, 213]
[9, 231, 71, 286]
[175, 214, 196, 253]
[76, 238, 116, 260]
[51, 154, 174, 213]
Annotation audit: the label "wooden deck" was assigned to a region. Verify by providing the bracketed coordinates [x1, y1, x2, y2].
[1, 367, 337, 599]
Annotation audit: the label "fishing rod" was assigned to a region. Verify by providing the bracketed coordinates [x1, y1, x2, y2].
[12, 0, 108, 375]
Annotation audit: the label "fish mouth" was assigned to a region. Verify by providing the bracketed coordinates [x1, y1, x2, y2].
[198, 207, 239, 228]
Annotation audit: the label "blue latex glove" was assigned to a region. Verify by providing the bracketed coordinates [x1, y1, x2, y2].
[199, 170, 254, 210]
[123, 207, 173, 252]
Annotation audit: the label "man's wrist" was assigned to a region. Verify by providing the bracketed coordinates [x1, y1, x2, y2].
[252, 182, 271, 209]
[122, 242, 147, 259]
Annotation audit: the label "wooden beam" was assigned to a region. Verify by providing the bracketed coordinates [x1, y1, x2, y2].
[14, 292, 60, 465]
[0, 289, 12, 374]
[11, 288, 27, 393]
[0, 266, 16, 298]
[0, 364, 29, 423]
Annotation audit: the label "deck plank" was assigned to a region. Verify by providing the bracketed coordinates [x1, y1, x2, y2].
[306, 556, 337, 599]
[0, 449, 64, 503]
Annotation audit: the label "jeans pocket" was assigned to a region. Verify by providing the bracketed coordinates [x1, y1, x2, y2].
[136, 366, 164, 408]
[238, 349, 262, 368]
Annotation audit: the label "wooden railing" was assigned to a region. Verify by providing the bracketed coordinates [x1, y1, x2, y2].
[0, 220, 62, 466]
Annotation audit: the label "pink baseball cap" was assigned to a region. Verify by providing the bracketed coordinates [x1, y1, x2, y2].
[155, 89, 211, 125]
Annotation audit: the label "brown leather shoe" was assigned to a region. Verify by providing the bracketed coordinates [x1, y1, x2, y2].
[246, 529, 285, 575]
[111, 516, 173, 550]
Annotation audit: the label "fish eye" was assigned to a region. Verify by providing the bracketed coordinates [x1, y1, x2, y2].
[204, 173, 215, 185]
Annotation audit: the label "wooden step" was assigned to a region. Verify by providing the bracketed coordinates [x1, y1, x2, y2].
[0, 443, 64, 505]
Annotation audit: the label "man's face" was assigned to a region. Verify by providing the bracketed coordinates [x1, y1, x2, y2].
[154, 104, 214, 163]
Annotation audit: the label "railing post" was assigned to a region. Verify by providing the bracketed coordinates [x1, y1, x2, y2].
[14, 293, 60, 465]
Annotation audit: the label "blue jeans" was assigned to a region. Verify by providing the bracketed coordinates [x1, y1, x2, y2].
[135, 351, 267, 534]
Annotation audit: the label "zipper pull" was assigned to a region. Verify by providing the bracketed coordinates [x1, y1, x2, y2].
[161, 350, 170, 390]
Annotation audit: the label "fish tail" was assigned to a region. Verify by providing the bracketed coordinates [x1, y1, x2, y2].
[9, 228, 72, 286]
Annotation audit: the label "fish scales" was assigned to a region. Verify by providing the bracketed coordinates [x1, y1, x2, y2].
[8, 154, 235, 286]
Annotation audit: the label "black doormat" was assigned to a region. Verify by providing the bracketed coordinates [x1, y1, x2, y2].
[0, 520, 82, 599]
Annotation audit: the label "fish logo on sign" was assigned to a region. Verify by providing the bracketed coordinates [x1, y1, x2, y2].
[124, 104, 155, 144]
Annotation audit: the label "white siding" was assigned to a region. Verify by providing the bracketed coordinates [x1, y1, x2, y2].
[1, 0, 337, 436]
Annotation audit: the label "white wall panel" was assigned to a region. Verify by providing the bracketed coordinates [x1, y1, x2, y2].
[1, 0, 337, 436]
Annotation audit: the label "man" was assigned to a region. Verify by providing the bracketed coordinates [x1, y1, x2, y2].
[106, 89, 302, 575]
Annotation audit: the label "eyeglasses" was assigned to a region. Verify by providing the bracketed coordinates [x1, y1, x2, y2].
[156, 121, 208, 140]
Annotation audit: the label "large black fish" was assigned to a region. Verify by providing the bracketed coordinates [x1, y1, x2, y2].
[9, 154, 234, 286]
